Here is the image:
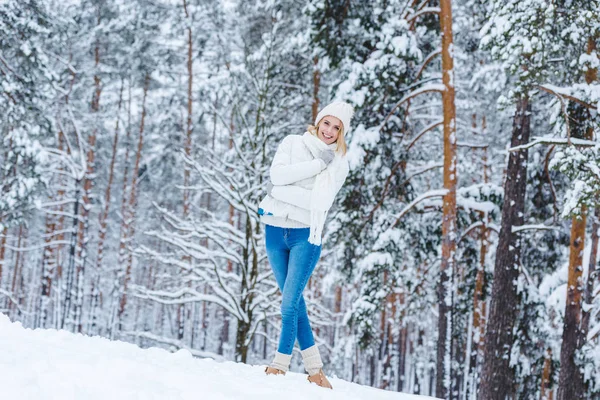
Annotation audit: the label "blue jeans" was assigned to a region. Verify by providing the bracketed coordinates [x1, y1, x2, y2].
[265, 225, 322, 355]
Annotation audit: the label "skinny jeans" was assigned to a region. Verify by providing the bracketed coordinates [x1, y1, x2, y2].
[265, 224, 321, 355]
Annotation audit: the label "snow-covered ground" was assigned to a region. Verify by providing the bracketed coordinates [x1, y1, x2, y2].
[0, 314, 438, 400]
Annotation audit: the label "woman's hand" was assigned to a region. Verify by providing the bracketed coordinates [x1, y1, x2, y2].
[317, 149, 335, 169]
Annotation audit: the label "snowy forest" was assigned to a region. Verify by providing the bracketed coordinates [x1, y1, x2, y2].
[1, 0, 600, 399]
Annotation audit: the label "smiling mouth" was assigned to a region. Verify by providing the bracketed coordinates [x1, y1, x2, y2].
[323, 133, 333, 140]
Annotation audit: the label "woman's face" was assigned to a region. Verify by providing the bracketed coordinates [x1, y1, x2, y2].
[317, 116, 343, 145]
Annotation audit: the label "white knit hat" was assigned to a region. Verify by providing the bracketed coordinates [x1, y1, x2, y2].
[314, 101, 355, 134]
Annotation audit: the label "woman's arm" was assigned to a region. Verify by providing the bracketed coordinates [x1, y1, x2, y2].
[271, 158, 350, 211]
[269, 136, 325, 185]
[270, 185, 311, 210]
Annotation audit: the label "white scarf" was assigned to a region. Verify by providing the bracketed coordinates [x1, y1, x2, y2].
[302, 132, 343, 245]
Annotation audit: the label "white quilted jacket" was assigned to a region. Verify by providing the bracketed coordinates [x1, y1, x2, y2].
[258, 134, 349, 226]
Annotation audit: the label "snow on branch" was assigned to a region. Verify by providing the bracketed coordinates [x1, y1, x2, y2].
[403, 162, 444, 184]
[509, 136, 598, 152]
[407, 119, 443, 150]
[457, 142, 488, 149]
[0, 289, 26, 314]
[511, 224, 560, 234]
[381, 84, 445, 129]
[416, 48, 442, 80]
[456, 197, 496, 214]
[406, 7, 441, 23]
[589, 322, 600, 342]
[0, 54, 25, 81]
[391, 189, 448, 228]
[134, 286, 247, 323]
[458, 221, 484, 244]
[537, 84, 597, 110]
[4, 240, 71, 252]
[363, 161, 443, 226]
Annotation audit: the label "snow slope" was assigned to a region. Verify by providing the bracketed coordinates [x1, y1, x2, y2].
[0, 314, 438, 400]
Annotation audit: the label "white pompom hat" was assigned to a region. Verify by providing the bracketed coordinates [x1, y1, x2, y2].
[314, 101, 355, 134]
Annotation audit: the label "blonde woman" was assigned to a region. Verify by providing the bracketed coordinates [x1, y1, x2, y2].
[258, 101, 353, 389]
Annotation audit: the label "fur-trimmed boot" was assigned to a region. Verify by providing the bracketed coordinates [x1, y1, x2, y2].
[301, 345, 332, 389]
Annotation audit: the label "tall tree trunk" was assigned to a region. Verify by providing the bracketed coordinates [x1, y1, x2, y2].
[0, 144, 9, 292]
[467, 134, 489, 398]
[114, 79, 133, 334]
[39, 213, 56, 328]
[437, 0, 457, 397]
[0, 225, 6, 290]
[557, 208, 586, 400]
[55, 130, 67, 329]
[10, 225, 24, 315]
[480, 95, 531, 399]
[381, 291, 397, 390]
[182, 0, 193, 218]
[540, 348, 553, 400]
[91, 79, 124, 333]
[74, 39, 102, 333]
[118, 73, 150, 326]
[312, 56, 320, 121]
[62, 186, 80, 329]
[557, 36, 597, 400]
[582, 208, 599, 339]
[179, 0, 194, 342]
[60, 70, 80, 331]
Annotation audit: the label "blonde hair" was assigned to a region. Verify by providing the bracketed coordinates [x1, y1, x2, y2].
[307, 119, 348, 156]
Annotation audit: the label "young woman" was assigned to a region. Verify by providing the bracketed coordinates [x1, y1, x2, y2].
[257, 101, 353, 389]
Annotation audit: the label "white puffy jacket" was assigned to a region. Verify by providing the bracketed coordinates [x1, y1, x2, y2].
[258, 134, 349, 227]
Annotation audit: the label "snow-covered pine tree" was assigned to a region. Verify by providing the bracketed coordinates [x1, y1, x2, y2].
[478, 1, 561, 397]
[0, 0, 56, 306]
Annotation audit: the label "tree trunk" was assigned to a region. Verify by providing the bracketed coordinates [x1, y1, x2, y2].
[74, 40, 102, 333]
[182, 0, 193, 217]
[557, 209, 586, 400]
[582, 208, 599, 338]
[91, 79, 124, 333]
[61, 186, 80, 329]
[235, 317, 250, 363]
[114, 80, 134, 334]
[312, 56, 320, 121]
[0, 225, 7, 290]
[118, 73, 150, 325]
[467, 141, 490, 398]
[39, 213, 56, 328]
[557, 36, 597, 400]
[437, 0, 457, 397]
[480, 95, 531, 400]
[540, 348, 553, 400]
[55, 130, 67, 329]
[0, 144, 8, 292]
[10, 225, 24, 315]
[180, 2, 194, 340]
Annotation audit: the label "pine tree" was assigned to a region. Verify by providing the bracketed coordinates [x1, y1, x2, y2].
[479, 1, 557, 397]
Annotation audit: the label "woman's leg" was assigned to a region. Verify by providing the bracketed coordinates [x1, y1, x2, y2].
[277, 229, 321, 355]
[264, 225, 294, 372]
[265, 225, 290, 294]
[268, 254, 313, 350]
[296, 296, 314, 350]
